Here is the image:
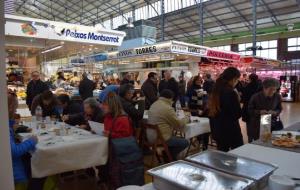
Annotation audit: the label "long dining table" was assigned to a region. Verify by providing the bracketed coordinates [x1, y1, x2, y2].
[19, 121, 108, 178]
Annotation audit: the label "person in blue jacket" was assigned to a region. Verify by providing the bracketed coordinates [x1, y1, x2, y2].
[98, 85, 119, 103]
[8, 91, 38, 190]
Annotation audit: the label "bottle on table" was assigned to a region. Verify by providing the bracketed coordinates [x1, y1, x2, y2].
[35, 106, 43, 122]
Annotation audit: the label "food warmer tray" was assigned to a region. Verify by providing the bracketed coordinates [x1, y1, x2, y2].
[147, 160, 254, 190]
[186, 150, 278, 189]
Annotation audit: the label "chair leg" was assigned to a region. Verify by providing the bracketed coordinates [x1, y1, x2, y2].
[185, 139, 193, 157]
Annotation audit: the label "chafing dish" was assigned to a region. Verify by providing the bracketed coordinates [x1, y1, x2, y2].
[186, 150, 278, 189]
[147, 160, 254, 190]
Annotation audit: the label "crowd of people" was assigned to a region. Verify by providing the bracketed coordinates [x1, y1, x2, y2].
[8, 68, 283, 190]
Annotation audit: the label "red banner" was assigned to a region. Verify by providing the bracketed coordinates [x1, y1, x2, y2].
[207, 50, 241, 61]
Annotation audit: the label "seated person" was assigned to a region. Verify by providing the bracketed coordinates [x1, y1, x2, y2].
[62, 97, 104, 129]
[8, 91, 38, 190]
[148, 89, 189, 160]
[101, 92, 135, 189]
[31, 90, 60, 118]
[119, 84, 145, 129]
[102, 92, 133, 138]
[98, 84, 119, 103]
[57, 94, 83, 115]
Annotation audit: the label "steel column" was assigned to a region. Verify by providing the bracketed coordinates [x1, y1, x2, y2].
[252, 0, 257, 56]
[195, 0, 204, 45]
[160, 0, 165, 41]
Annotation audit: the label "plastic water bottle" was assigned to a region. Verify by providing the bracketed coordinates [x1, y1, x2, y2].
[176, 100, 181, 117]
[176, 100, 181, 111]
[35, 106, 43, 122]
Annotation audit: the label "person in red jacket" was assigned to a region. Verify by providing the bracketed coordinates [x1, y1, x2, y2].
[100, 92, 134, 189]
[102, 91, 133, 139]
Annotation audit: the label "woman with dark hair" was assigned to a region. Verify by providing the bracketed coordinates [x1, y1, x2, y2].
[119, 84, 145, 129]
[241, 73, 262, 142]
[187, 75, 207, 116]
[208, 67, 244, 152]
[186, 75, 209, 150]
[248, 78, 282, 141]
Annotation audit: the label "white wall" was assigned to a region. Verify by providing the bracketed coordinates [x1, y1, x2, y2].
[0, 1, 14, 189]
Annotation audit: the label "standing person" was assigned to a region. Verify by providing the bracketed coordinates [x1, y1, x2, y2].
[186, 76, 209, 150]
[203, 73, 215, 94]
[208, 67, 243, 152]
[178, 75, 186, 107]
[158, 70, 179, 105]
[79, 73, 95, 100]
[30, 90, 60, 118]
[248, 78, 282, 142]
[26, 71, 49, 111]
[148, 89, 189, 160]
[119, 84, 145, 129]
[241, 73, 261, 142]
[187, 76, 207, 116]
[141, 72, 158, 109]
[54, 71, 66, 88]
[120, 73, 134, 85]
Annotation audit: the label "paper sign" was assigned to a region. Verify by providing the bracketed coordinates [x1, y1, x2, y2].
[88, 121, 104, 135]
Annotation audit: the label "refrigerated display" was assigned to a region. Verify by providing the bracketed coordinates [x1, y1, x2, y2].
[279, 75, 297, 102]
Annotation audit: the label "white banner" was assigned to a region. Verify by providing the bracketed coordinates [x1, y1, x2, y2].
[5, 15, 125, 47]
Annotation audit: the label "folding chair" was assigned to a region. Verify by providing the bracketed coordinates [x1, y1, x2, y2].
[142, 123, 173, 167]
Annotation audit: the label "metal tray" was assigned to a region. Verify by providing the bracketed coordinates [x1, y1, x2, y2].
[186, 150, 277, 181]
[147, 160, 254, 190]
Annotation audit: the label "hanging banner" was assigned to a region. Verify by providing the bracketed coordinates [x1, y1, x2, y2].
[5, 14, 126, 46]
[206, 49, 241, 61]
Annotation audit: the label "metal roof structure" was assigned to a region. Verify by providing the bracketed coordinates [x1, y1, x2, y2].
[8, 0, 300, 43]
[149, 0, 300, 41]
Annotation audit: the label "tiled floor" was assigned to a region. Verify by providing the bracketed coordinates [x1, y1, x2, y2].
[43, 102, 300, 190]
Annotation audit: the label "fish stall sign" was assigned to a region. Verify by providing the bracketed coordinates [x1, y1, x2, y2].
[4, 14, 125, 47]
[64, 29, 120, 43]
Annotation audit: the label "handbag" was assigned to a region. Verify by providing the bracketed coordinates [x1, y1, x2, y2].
[109, 115, 144, 187]
[271, 117, 284, 131]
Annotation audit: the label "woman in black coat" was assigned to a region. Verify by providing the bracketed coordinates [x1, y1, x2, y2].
[208, 67, 243, 152]
[241, 73, 262, 142]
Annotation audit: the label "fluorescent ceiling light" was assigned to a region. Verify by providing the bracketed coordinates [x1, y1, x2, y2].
[41, 45, 63, 54]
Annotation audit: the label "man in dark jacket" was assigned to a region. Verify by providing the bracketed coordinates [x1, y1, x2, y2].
[79, 73, 95, 100]
[159, 70, 179, 105]
[120, 73, 134, 85]
[57, 94, 83, 115]
[62, 97, 103, 129]
[26, 71, 49, 110]
[119, 84, 145, 128]
[203, 73, 215, 94]
[141, 72, 158, 109]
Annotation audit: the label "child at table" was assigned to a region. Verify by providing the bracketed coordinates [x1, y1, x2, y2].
[8, 90, 38, 190]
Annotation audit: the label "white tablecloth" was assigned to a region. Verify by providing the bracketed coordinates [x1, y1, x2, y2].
[21, 122, 108, 178]
[17, 108, 31, 117]
[230, 143, 300, 178]
[184, 117, 210, 139]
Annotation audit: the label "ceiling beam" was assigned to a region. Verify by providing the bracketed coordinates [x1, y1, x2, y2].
[259, 0, 280, 25]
